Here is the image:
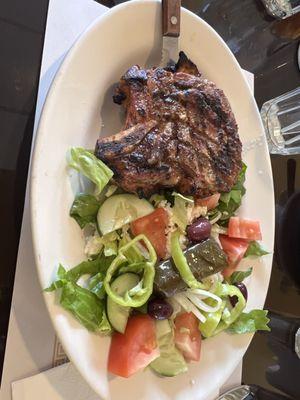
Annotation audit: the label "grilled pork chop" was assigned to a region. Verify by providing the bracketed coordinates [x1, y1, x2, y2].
[95, 52, 242, 198]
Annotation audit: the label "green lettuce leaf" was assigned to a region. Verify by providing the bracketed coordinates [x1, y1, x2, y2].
[99, 310, 112, 334]
[172, 192, 194, 232]
[229, 267, 253, 284]
[68, 147, 113, 194]
[245, 241, 269, 257]
[70, 193, 100, 228]
[65, 253, 114, 282]
[44, 264, 67, 292]
[45, 254, 116, 332]
[227, 309, 270, 334]
[45, 254, 115, 292]
[105, 184, 118, 198]
[88, 272, 106, 300]
[60, 281, 105, 332]
[217, 163, 247, 226]
[101, 231, 119, 257]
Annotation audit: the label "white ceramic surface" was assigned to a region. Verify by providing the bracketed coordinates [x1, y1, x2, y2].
[31, 1, 274, 399]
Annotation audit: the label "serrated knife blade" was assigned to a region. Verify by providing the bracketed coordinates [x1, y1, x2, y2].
[161, 36, 179, 67]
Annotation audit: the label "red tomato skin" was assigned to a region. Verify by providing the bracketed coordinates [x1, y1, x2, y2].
[108, 315, 159, 378]
[219, 235, 249, 276]
[131, 208, 169, 260]
[174, 312, 201, 362]
[228, 217, 262, 241]
[196, 193, 220, 210]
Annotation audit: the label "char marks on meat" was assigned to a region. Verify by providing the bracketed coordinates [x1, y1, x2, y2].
[95, 51, 242, 198]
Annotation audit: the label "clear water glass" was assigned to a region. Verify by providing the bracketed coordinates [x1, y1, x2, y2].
[261, 87, 300, 154]
[261, 0, 300, 18]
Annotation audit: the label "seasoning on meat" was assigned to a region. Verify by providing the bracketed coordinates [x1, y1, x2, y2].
[95, 51, 242, 198]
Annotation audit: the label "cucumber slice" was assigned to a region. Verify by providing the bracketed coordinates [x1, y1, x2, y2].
[156, 320, 172, 339]
[150, 322, 187, 377]
[97, 194, 154, 235]
[106, 273, 140, 333]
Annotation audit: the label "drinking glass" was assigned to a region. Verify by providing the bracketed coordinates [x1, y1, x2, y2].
[261, 0, 300, 18]
[261, 87, 300, 154]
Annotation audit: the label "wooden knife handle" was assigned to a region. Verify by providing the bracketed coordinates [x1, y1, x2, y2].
[162, 0, 181, 37]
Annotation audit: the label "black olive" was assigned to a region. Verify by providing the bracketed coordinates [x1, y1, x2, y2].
[147, 298, 173, 320]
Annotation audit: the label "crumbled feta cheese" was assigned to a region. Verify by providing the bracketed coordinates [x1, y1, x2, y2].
[85, 231, 103, 258]
[190, 204, 207, 222]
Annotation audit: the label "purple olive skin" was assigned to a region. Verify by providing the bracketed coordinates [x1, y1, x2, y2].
[229, 282, 248, 307]
[187, 218, 212, 243]
[147, 298, 173, 320]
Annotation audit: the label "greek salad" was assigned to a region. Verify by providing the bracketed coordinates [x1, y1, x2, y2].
[46, 147, 270, 378]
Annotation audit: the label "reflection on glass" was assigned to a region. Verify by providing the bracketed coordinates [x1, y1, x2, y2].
[261, 0, 300, 18]
[261, 87, 300, 155]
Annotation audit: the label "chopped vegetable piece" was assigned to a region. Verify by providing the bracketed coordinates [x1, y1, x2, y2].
[171, 231, 205, 290]
[68, 147, 113, 195]
[107, 315, 159, 377]
[229, 268, 253, 284]
[88, 272, 106, 299]
[107, 273, 140, 333]
[69, 193, 100, 228]
[101, 231, 119, 257]
[227, 310, 270, 334]
[217, 163, 247, 226]
[219, 235, 249, 276]
[173, 293, 206, 323]
[98, 194, 154, 235]
[212, 283, 247, 334]
[228, 217, 262, 241]
[172, 192, 194, 231]
[245, 241, 269, 257]
[60, 281, 108, 332]
[229, 282, 248, 307]
[196, 193, 220, 210]
[131, 208, 169, 260]
[174, 312, 201, 362]
[154, 238, 228, 297]
[199, 300, 226, 338]
[44, 254, 115, 333]
[150, 326, 187, 376]
[45, 254, 114, 291]
[104, 235, 157, 307]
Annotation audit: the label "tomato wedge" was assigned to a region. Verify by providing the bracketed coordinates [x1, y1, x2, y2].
[108, 314, 159, 378]
[196, 193, 220, 210]
[131, 208, 169, 260]
[228, 217, 262, 241]
[174, 312, 201, 362]
[219, 235, 249, 277]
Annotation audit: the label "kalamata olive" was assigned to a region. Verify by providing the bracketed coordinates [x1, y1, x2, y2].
[229, 282, 248, 307]
[187, 217, 211, 243]
[147, 298, 173, 320]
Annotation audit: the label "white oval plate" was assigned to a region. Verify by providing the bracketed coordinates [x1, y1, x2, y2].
[31, 1, 274, 399]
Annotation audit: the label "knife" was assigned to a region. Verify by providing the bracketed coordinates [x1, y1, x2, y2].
[217, 385, 291, 400]
[161, 0, 181, 66]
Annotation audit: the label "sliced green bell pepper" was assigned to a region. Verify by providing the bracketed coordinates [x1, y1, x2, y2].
[170, 231, 205, 290]
[104, 234, 157, 307]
